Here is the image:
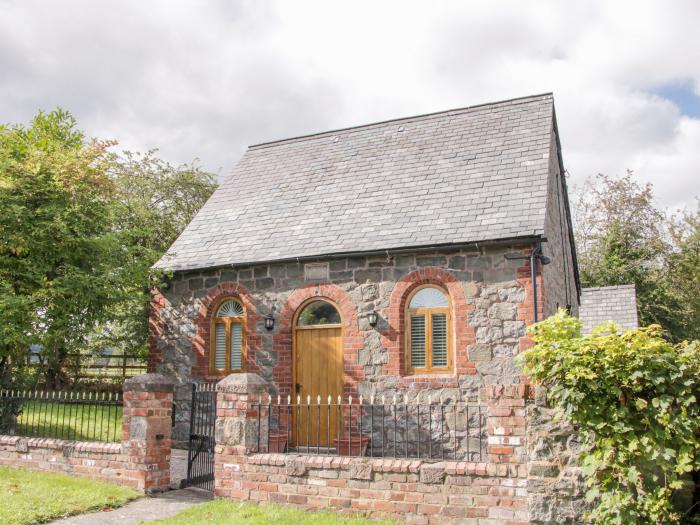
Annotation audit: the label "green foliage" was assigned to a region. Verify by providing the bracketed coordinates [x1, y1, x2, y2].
[520, 310, 700, 524]
[92, 150, 217, 359]
[666, 206, 700, 342]
[0, 466, 139, 524]
[0, 110, 217, 387]
[0, 110, 119, 387]
[574, 173, 700, 342]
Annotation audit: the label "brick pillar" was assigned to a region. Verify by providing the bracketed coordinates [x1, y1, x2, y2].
[481, 384, 530, 523]
[214, 373, 268, 498]
[122, 373, 174, 493]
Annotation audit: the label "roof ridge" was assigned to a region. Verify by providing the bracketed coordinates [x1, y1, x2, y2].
[248, 92, 554, 150]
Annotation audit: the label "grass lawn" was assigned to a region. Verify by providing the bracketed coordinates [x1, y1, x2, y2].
[0, 466, 140, 525]
[146, 500, 395, 525]
[16, 400, 122, 442]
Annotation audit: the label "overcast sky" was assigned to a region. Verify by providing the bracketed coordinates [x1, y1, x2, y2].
[2, 0, 699, 210]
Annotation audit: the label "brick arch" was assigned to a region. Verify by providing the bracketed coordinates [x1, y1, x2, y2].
[191, 282, 262, 380]
[381, 267, 476, 386]
[272, 284, 363, 401]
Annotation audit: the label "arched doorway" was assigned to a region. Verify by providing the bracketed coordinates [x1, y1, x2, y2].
[292, 298, 343, 447]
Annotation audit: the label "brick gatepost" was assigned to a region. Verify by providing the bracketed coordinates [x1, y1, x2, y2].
[213, 373, 268, 498]
[481, 383, 530, 523]
[122, 373, 174, 492]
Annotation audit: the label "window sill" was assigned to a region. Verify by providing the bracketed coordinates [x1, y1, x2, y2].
[399, 373, 458, 384]
[205, 371, 244, 380]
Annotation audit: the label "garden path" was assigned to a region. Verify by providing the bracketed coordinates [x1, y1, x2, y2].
[47, 488, 211, 525]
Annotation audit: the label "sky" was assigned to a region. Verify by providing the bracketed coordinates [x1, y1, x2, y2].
[1, 0, 699, 211]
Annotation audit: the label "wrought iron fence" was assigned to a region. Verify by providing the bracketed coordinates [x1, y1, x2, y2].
[253, 394, 486, 461]
[0, 389, 123, 442]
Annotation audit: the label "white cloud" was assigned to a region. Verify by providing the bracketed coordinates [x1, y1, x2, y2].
[1, 0, 698, 209]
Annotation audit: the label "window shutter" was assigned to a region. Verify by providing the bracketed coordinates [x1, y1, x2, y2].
[431, 313, 448, 367]
[214, 323, 226, 370]
[410, 315, 426, 368]
[230, 322, 243, 370]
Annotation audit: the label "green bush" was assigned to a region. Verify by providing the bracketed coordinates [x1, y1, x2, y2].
[519, 310, 700, 524]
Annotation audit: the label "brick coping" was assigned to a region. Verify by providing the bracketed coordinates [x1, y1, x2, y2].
[247, 453, 492, 475]
[0, 434, 122, 454]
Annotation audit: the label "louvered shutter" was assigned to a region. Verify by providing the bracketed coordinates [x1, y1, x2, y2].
[214, 323, 226, 370]
[410, 315, 426, 368]
[230, 322, 243, 370]
[431, 313, 448, 367]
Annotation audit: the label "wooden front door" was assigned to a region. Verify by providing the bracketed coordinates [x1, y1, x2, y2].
[293, 299, 343, 447]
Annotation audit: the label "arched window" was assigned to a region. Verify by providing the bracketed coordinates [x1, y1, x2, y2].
[405, 286, 451, 373]
[297, 300, 342, 326]
[210, 299, 246, 374]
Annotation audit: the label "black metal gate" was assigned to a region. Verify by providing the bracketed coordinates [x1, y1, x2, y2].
[183, 383, 217, 491]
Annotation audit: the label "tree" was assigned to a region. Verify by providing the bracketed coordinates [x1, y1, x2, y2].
[574, 173, 697, 342]
[0, 110, 119, 387]
[90, 150, 217, 358]
[666, 205, 700, 341]
[0, 111, 217, 387]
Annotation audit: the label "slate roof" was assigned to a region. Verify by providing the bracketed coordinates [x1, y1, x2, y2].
[579, 285, 639, 334]
[156, 93, 557, 271]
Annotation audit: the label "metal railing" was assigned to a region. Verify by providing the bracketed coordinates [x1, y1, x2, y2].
[253, 394, 486, 461]
[0, 389, 123, 442]
[184, 382, 217, 491]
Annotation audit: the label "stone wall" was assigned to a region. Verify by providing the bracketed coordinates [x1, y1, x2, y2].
[527, 387, 587, 524]
[150, 245, 541, 447]
[0, 374, 174, 493]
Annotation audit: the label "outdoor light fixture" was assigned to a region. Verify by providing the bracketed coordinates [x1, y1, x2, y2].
[367, 311, 378, 327]
[264, 314, 275, 331]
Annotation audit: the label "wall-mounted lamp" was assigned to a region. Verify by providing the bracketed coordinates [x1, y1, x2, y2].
[264, 314, 275, 331]
[367, 311, 378, 327]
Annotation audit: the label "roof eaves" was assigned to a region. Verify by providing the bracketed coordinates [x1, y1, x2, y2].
[158, 233, 546, 273]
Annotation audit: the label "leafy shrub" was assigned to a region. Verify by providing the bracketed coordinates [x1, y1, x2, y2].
[519, 310, 700, 524]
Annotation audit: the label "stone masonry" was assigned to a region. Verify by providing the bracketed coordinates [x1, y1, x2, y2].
[150, 245, 546, 446]
[150, 243, 586, 522]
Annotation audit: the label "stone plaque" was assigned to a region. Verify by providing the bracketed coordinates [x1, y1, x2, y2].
[304, 262, 329, 281]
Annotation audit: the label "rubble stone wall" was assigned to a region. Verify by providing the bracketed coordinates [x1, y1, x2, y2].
[149, 245, 539, 448]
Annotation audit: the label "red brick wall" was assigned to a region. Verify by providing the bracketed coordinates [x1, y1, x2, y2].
[191, 282, 263, 380]
[0, 437, 153, 490]
[0, 374, 173, 493]
[148, 288, 166, 372]
[216, 454, 528, 524]
[214, 378, 531, 524]
[271, 283, 363, 401]
[381, 267, 475, 388]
